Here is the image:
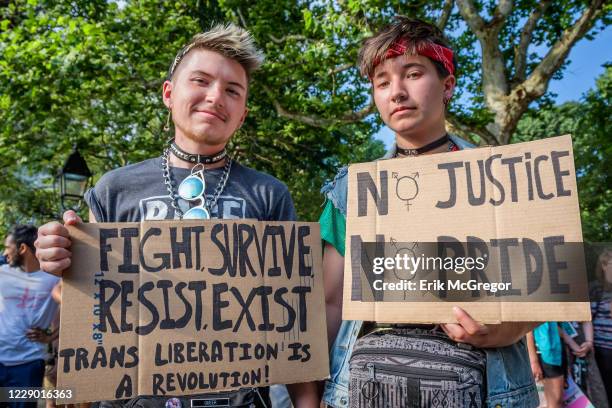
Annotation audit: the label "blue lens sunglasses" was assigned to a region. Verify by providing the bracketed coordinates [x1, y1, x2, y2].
[177, 165, 211, 219]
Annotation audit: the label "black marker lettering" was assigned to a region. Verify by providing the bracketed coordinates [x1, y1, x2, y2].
[140, 228, 170, 272]
[436, 161, 463, 208]
[465, 160, 486, 206]
[118, 227, 139, 273]
[534, 155, 554, 200]
[485, 154, 505, 206]
[357, 171, 388, 216]
[501, 156, 523, 202]
[99, 228, 118, 272]
[551, 151, 571, 197]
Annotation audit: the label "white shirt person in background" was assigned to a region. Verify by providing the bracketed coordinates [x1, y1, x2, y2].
[1, 224, 59, 408]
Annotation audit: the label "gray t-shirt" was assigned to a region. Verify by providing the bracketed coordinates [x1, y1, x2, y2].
[85, 157, 296, 222]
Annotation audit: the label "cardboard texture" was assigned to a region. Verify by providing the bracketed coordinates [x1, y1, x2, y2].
[57, 220, 328, 403]
[344, 135, 591, 323]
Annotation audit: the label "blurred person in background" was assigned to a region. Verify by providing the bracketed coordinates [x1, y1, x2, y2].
[566, 319, 608, 407]
[0, 225, 60, 408]
[40, 282, 90, 408]
[42, 282, 61, 408]
[590, 248, 612, 405]
[527, 323, 570, 408]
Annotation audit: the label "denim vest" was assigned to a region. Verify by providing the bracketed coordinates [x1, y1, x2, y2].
[320, 135, 539, 408]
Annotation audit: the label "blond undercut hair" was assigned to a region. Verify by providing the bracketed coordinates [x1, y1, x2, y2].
[167, 23, 264, 81]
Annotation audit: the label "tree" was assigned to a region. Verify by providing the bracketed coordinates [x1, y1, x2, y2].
[0, 0, 609, 237]
[254, 0, 610, 146]
[515, 65, 611, 242]
[0, 0, 385, 236]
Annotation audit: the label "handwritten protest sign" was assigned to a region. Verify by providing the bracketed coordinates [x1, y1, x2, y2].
[57, 220, 328, 403]
[344, 135, 591, 323]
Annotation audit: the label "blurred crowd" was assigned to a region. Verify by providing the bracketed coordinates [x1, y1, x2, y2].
[527, 248, 612, 407]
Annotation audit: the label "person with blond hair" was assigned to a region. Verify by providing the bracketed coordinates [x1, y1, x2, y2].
[35, 23, 299, 408]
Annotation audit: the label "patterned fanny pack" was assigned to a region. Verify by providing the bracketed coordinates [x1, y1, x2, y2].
[349, 328, 486, 408]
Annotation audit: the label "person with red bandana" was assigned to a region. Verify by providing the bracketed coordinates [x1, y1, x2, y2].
[292, 17, 541, 408]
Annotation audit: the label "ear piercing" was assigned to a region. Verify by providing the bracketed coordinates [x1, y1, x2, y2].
[163, 110, 172, 132]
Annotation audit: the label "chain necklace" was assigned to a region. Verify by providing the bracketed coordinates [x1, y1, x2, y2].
[162, 147, 232, 219]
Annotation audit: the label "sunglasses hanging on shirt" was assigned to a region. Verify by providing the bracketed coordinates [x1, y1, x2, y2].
[178, 165, 211, 219]
[162, 144, 233, 220]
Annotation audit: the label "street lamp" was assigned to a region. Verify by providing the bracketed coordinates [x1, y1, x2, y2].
[56, 144, 92, 212]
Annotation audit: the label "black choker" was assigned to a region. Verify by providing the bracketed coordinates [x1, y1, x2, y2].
[170, 141, 227, 164]
[396, 134, 450, 156]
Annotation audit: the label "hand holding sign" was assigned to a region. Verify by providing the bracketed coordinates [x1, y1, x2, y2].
[440, 307, 537, 348]
[35, 210, 82, 276]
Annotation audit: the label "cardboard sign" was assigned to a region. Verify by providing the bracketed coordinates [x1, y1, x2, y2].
[57, 220, 328, 403]
[344, 135, 591, 323]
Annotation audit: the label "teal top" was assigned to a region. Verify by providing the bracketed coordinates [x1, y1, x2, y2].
[533, 322, 572, 365]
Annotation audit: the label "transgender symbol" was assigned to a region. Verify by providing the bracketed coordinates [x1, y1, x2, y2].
[389, 238, 419, 282]
[393, 172, 419, 211]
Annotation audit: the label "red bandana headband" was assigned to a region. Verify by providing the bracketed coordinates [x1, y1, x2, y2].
[371, 38, 455, 78]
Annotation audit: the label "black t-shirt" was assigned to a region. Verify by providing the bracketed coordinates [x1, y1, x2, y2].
[85, 157, 296, 222]
[84, 156, 295, 406]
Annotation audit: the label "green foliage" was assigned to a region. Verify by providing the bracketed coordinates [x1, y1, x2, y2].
[515, 65, 612, 242]
[0, 0, 608, 241]
[0, 0, 385, 237]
